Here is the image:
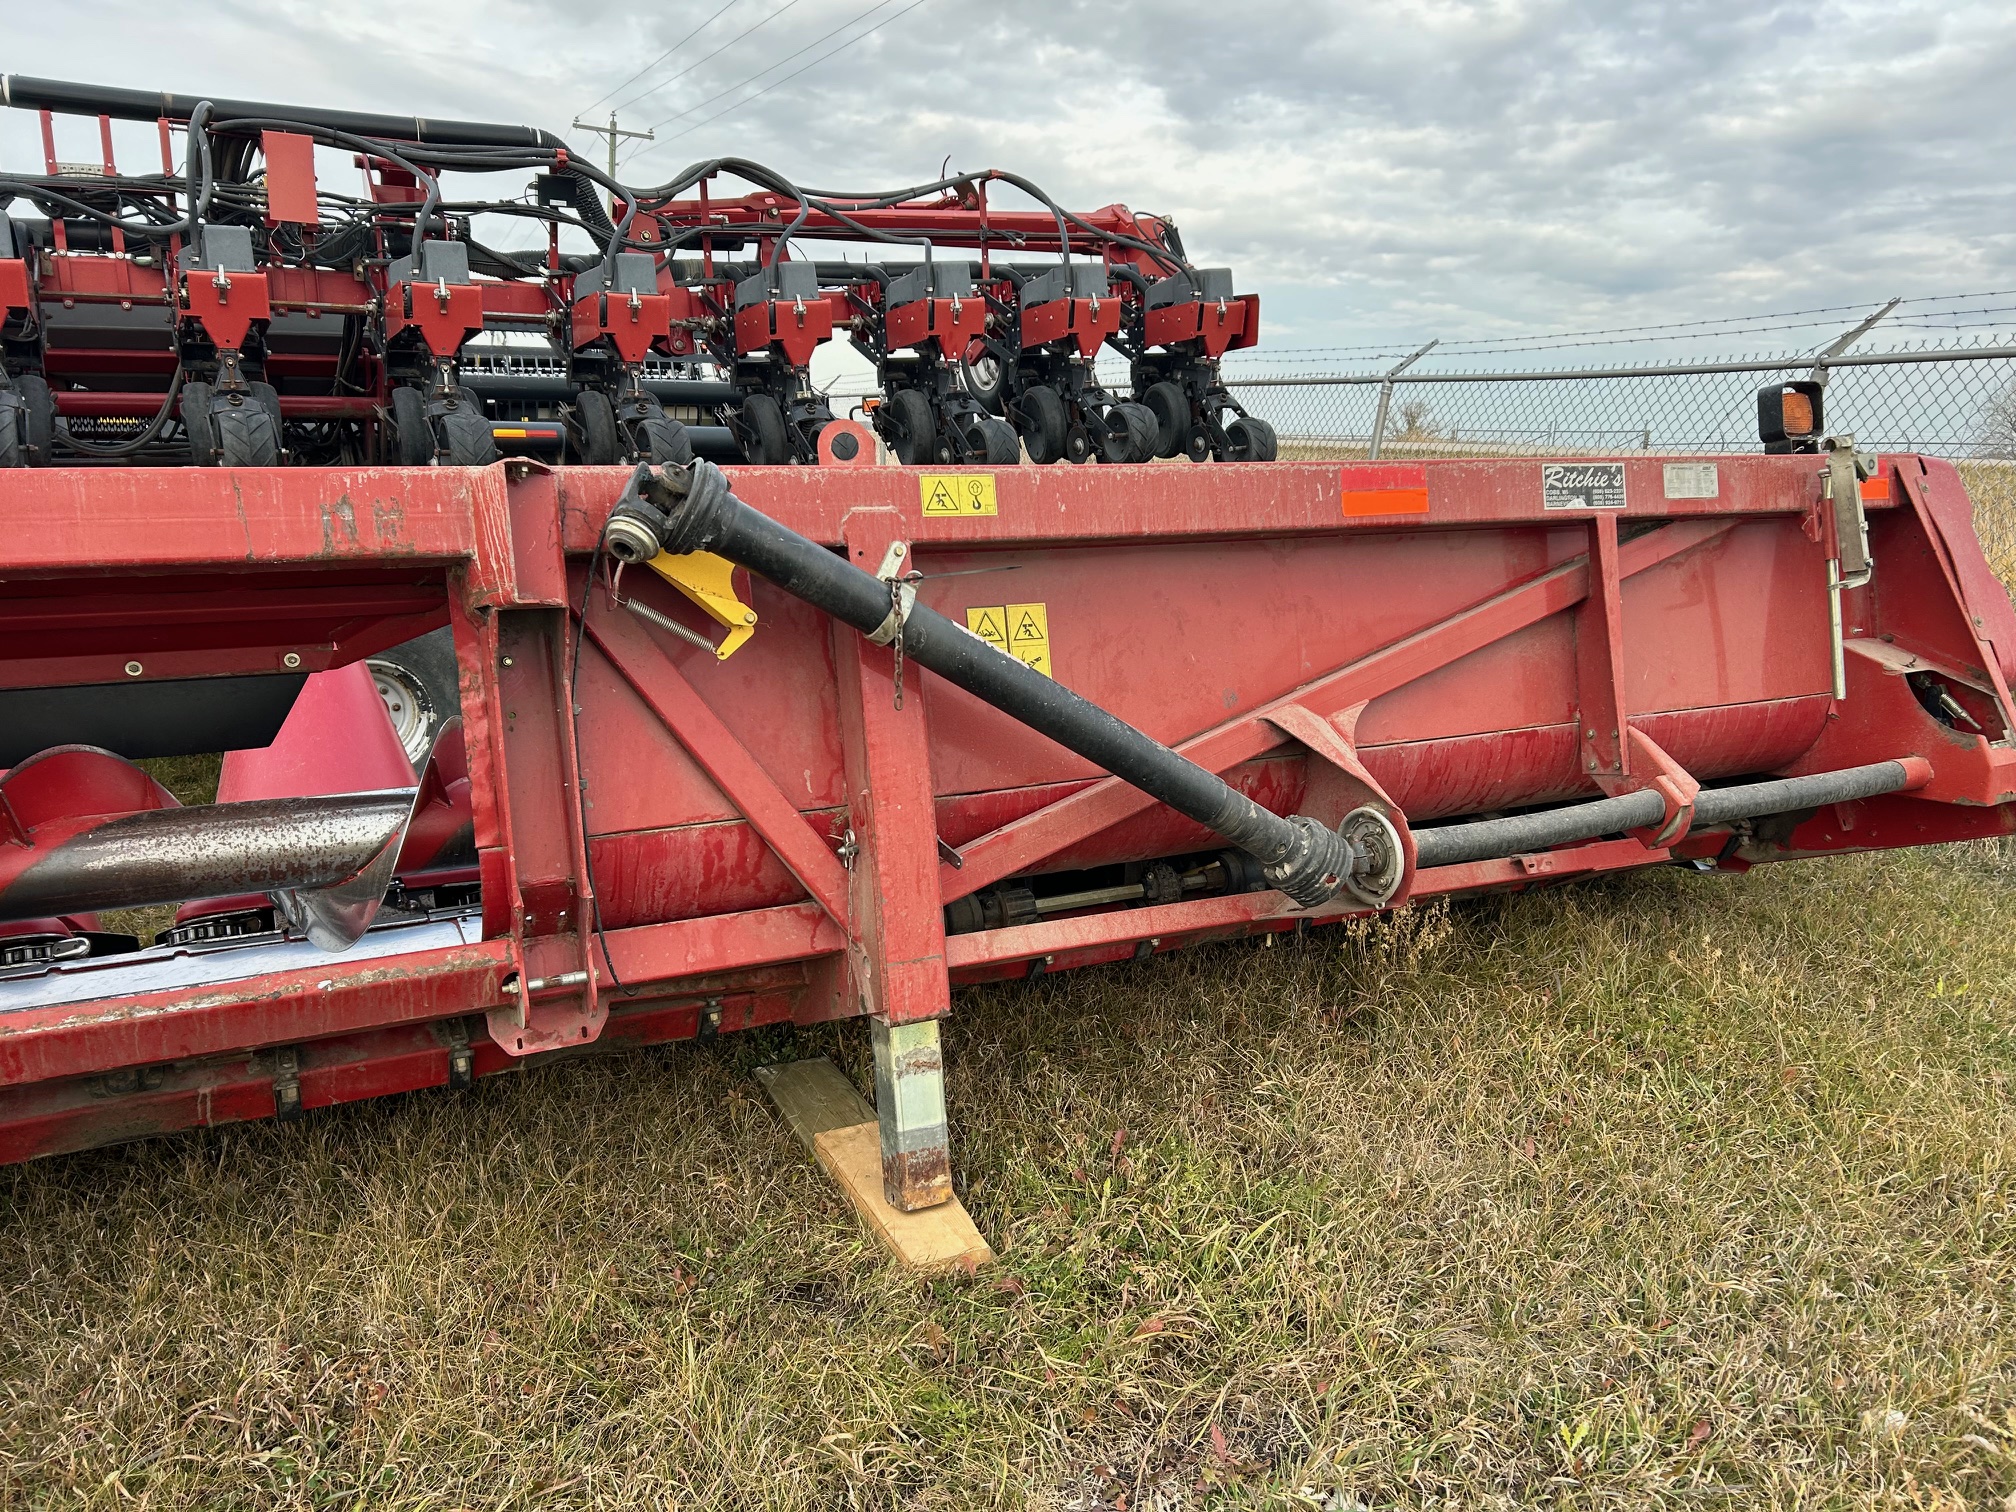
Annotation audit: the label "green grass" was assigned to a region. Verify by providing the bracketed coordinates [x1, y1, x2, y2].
[3, 469, 2016, 1508]
[5, 854, 2016, 1508]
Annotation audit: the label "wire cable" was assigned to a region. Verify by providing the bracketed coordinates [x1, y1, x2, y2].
[579, 0, 745, 117]
[608, 0, 809, 119]
[649, 0, 935, 149]
[626, 0, 901, 142]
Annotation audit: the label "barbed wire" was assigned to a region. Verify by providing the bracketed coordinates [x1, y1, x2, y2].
[1233, 290, 2016, 364]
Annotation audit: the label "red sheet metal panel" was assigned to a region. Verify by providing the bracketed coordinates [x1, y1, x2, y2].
[2, 454, 2014, 1159]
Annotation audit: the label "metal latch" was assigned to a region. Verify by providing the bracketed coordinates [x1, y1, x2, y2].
[1821, 433, 1880, 702]
[633, 550, 759, 660]
[1822, 434, 1876, 587]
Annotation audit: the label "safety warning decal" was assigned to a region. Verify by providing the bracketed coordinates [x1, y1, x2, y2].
[921, 473, 998, 516]
[966, 601, 1050, 676]
[1541, 461, 1627, 510]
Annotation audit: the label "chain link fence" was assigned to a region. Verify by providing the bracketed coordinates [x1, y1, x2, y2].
[1219, 341, 2016, 462]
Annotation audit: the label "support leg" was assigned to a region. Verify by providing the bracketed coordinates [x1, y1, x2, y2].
[871, 1015, 952, 1211]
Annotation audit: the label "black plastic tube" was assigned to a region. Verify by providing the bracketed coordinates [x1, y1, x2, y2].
[0, 75, 565, 149]
[609, 462, 1359, 906]
[1411, 760, 1913, 870]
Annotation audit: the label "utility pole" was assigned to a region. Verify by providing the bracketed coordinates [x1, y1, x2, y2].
[570, 112, 654, 214]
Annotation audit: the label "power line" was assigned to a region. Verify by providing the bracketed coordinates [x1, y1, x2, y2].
[608, 0, 808, 118]
[630, 0, 901, 140]
[579, 0, 745, 117]
[650, 0, 935, 150]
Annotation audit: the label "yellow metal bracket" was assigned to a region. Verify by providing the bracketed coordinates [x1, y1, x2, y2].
[645, 550, 758, 660]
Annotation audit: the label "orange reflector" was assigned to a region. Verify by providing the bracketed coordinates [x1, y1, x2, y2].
[1341, 463, 1431, 517]
[493, 428, 530, 439]
[1780, 391, 1815, 435]
[1860, 476, 1891, 503]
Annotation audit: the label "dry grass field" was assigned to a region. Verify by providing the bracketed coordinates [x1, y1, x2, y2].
[3, 466, 2016, 1510]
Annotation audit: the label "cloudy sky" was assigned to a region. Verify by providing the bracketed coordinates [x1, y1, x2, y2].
[7, 0, 2015, 370]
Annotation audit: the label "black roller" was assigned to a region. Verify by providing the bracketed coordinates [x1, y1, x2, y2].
[1411, 760, 1914, 870]
[605, 461, 1395, 908]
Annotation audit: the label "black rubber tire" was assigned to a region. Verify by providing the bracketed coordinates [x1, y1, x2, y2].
[977, 414, 1021, 464]
[1063, 424, 1095, 464]
[1182, 422, 1214, 464]
[390, 385, 433, 465]
[639, 413, 695, 466]
[250, 380, 284, 443]
[1013, 385, 1067, 464]
[15, 373, 54, 466]
[1226, 414, 1279, 462]
[884, 388, 936, 466]
[1100, 403, 1158, 464]
[576, 389, 620, 464]
[0, 402, 22, 468]
[367, 626, 461, 771]
[739, 392, 790, 465]
[437, 398, 498, 466]
[179, 380, 217, 465]
[214, 395, 282, 466]
[1142, 381, 1189, 459]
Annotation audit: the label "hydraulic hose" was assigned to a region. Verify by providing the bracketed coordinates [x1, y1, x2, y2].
[601, 461, 1396, 909]
[0, 76, 565, 148]
[1410, 760, 1917, 870]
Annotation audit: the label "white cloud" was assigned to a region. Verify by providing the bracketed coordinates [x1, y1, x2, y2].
[5, 0, 2012, 357]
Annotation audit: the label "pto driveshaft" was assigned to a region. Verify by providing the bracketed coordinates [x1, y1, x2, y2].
[605, 461, 1398, 909]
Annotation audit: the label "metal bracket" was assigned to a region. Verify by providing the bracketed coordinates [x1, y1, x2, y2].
[271, 1046, 303, 1121]
[1821, 434, 1878, 702]
[442, 1017, 474, 1091]
[866, 540, 917, 646]
[1823, 434, 1876, 587]
[643, 550, 758, 660]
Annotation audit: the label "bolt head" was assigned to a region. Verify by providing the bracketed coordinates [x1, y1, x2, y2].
[124, 661, 143, 677]
[282, 652, 302, 669]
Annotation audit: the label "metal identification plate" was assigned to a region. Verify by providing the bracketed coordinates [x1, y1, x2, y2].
[1663, 462, 1720, 500]
[1541, 461, 1627, 510]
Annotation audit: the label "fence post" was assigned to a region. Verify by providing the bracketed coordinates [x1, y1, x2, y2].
[1368, 339, 1438, 459]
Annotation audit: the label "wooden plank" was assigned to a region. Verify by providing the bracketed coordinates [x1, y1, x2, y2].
[810, 1121, 993, 1274]
[756, 1056, 993, 1273]
[754, 1057, 875, 1152]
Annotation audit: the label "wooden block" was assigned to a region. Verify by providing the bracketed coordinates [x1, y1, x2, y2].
[758, 1056, 993, 1272]
[754, 1057, 875, 1152]
[810, 1121, 994, 1275]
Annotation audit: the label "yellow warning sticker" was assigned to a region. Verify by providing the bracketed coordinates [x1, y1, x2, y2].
[966, 606, 1008, 650]
[921, 473, 998, 516]
[966, 601, 1050, 676]
[1007, 602, 1050, 677]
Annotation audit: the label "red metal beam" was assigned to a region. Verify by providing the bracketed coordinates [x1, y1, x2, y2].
[943, 517, 1736, 899]
[586, 596, 851, 926]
